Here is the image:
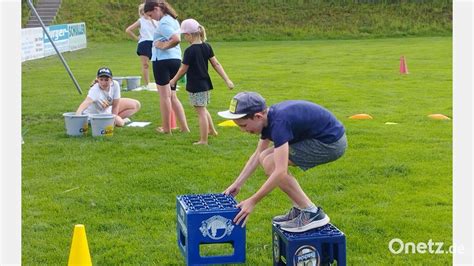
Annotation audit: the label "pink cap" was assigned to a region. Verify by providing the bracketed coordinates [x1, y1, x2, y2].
[180, 19, 200, 34]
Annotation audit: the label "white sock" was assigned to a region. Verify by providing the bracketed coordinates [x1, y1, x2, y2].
[302, 205, 318, 213]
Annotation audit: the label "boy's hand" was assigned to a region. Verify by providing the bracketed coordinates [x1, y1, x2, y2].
[223, 182, 240, 197]
[234, 197, 256, 227]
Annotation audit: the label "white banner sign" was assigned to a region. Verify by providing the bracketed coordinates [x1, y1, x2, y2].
[21, 22, 87, 62]
[68, 22, 87, 51]
[21, 27, 44, 62]
[43, 24, 69, 57]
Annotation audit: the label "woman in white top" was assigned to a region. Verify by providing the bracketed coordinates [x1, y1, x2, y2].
[125, 3, 158, 89]
[76, 67, 141, 127]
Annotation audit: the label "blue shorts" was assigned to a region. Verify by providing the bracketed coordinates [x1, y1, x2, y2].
[152, 59, 181, 89]
[137, 41, 152, 59]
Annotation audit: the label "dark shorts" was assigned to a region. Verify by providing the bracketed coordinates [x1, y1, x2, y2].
[152, 59, 181, 90]
[136, 41, 152, 59]
[289, 133, 347, 171]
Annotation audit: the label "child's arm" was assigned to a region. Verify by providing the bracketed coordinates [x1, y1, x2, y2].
[234, 142, 290, 226]
[75, 97, 94, 115]
[154, 33, 180, 50]
[125, 20, 140, 41]
[170, 64, 189, 88]
[209, 56, 234, 90]
[223, 139, 271, 197]
[111, 99, 120, 116]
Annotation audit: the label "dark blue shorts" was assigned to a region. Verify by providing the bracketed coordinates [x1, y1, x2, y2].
[136, 41, 152, 59]
[152, 59, 181, 90]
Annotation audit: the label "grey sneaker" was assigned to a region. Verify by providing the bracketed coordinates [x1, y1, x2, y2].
[279, 207, 330, 233]
[272, 207, 301, 225]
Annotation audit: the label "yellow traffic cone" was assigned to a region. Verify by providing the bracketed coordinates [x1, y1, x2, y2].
[218, 120, 237, 127]
[68, 224, 92, 266]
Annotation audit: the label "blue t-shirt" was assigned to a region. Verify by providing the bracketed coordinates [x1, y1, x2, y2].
[260, 100, 345, 147]
[151, 15, 181, 61]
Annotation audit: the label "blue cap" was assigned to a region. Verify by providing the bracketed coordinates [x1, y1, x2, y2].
[218, 92, 266, 119]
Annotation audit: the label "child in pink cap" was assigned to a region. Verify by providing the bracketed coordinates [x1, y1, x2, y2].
[170, 18, 234, 145]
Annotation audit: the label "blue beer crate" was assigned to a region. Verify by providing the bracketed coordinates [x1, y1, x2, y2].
[176, 194, 246, 265]
[272, 223, 346, 266]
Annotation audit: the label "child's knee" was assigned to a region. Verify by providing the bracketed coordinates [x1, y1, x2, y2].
[258, 149, 272, 165]
[194, 106, 206, 114]
[261, 159, 274, 176]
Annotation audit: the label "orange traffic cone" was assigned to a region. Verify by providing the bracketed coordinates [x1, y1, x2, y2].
[68, 224, 92, 266]
[428, 114, 451, 120]
[400, 56, 409, 74]
[349, 114, 373, 120]
[170, 110, 177, 129]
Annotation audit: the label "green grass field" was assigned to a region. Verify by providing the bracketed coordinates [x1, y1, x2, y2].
[22, 36, 452, 265]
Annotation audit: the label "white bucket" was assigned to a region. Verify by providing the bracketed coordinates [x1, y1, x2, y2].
[126, 76, 141, 90]
[63, 112, 89, 136]
[113, 77, 125, 89]
[90, 114, 115, 137]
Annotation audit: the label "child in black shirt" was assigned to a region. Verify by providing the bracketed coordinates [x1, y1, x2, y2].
[170, 18, 234, 145]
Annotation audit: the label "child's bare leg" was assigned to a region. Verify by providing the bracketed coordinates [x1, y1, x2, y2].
[139, 55, 150, 85]
[157, 84, 171, 133]
[194, 106, 208, 145]
[117, 98, 141, 119]
[171, 91, 190, 132]
[206, 109, 218, 136]
[260, 149, 313, 208]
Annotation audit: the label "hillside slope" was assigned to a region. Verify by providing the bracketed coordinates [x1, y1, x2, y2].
[23, 0, 452, 41]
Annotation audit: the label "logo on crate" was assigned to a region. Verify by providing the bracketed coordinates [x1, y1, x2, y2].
[293, 245, 320, 266]
[199, 215, 234, 240]
[273, 232, 280, 263]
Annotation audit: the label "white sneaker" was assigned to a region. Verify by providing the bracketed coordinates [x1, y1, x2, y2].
[123, 118, 131, 124]
[132, 86, 146, 91]
[147, 83, 158, 91]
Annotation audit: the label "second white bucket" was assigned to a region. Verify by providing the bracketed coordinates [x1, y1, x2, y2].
[90, 114, 115, 137]
[126, 76, 141, 90]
